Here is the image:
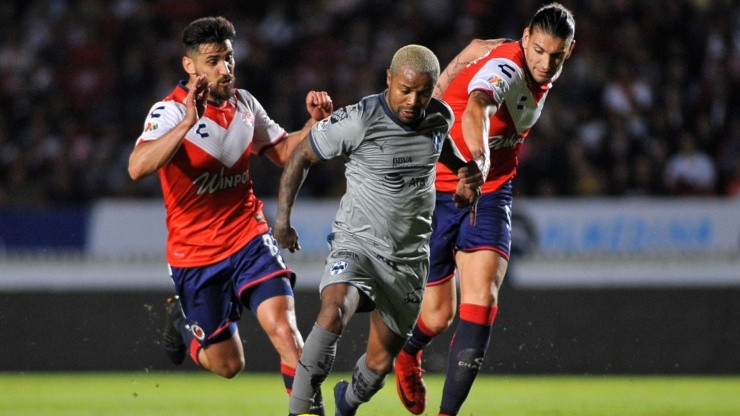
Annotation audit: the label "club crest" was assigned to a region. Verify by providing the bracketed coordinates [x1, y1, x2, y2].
[330, 261, 348, 276]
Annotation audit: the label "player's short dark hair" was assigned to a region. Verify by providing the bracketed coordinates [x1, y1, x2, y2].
[182, 16, 236, 55]
[529, 2, 575, 42]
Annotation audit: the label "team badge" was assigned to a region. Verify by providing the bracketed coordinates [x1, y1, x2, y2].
[317, 117, 330, 131]
[330, 261, 348, 276]
[241, 110, 255, 126]
[190, 324, 205, 341]
[144, 121, 158, 132]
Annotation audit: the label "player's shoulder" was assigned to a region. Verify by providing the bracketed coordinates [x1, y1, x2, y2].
[233, 87, 257, 104]
[481, 42, 527, 83]
[145, 96, 185, 121]
[427, 97, 453, 122]
[340, 92, 385, 123]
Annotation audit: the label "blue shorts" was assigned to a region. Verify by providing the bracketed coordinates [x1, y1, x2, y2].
[428, 181, 513, 286]
[169, 232, 295, 346]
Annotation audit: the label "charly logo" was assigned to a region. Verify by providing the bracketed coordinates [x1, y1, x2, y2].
[193, 168, 250, 195]
[330, 261, 348, 276]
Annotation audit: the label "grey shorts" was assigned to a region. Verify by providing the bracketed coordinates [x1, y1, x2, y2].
[319, 233, 428, 338]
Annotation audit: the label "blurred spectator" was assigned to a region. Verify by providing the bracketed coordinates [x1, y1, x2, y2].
[0, 0, 737, 207]
[663, 132, 718, 195]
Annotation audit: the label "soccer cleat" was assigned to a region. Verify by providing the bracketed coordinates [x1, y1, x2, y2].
[395, 349, 426, 415]
[163, 296, 187, 365]
[333, 380, 357, 416]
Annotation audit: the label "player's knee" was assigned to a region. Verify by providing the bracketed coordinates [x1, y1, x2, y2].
[420, 304, 456, 334]
[212, 357, 244, 379]
[425, 315, 454, 335]
[316, 301, 353, 333]
[365, 353, 394, 375]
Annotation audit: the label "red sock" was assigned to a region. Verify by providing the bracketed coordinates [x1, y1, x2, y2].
[281, 363, 296, 394]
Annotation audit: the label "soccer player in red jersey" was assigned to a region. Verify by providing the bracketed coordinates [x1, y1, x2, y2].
[395, 4, 576, 415]
[128, 16, 332, 415]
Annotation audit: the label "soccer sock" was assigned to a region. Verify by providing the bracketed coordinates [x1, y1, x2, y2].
[281, 363, 295, 394]
[439, 304, 498, 416]
[344, 354, 386, 409]
[402, 317, 437, 355]
[288, 323, 340, 415]
[173, 317, 200, 366]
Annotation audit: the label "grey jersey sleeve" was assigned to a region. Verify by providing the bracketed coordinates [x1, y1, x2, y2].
[309, 104, 368, 160]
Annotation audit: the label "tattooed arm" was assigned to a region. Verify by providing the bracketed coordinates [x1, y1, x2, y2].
[273, 138, 323, 252]
[434, 38, 507, 98]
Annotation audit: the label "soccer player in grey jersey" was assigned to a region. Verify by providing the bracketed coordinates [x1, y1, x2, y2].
[275, 44, 482, 416]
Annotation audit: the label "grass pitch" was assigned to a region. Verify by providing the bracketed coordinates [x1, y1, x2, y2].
[1, 372, 738, 415]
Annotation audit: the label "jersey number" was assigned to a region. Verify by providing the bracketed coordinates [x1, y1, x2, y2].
[262, 234, 287, 269]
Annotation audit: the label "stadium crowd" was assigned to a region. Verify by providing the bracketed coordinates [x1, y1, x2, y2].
[0, 0, 737, 208]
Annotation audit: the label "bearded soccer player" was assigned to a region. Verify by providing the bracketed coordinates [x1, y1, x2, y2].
[394, 4, 576, 415]
[127, 16, 332, 414]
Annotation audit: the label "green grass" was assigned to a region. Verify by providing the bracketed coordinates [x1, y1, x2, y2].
[1, 372, 738, 415]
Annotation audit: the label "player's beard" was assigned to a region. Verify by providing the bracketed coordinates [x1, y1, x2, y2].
[210, 77, 235, 101]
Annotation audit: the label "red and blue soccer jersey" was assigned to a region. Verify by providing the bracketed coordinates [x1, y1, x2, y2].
[136, 83, 287, 267]
[436, 40, 555, 194]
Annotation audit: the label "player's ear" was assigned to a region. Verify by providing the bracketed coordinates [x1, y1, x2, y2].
[182, 55, 196, 76]
[522, 27, 530, 47]
[565, 39, 576, 59]
[386, 68, 392, 88]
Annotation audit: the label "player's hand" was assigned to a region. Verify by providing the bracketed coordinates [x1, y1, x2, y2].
[306, 90, 333, 121]
[185, 75, 209, 124]
[453, 163, 483, 225]
[274, 220, 301, 253]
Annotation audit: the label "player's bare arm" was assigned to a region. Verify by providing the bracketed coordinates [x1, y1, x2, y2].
[461, 89, 498, 180]
[265, 91, 333, 166]
[434, 38, 506, 98]
[438, 137, 483, 224]
[128, 75, 209, 180]
[273, 138, 323, 252]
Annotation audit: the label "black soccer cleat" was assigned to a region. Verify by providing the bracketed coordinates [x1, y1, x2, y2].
[163, 296, 187, 365]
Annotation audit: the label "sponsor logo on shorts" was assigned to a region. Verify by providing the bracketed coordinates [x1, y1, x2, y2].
[404, 288, 423, 304]
[330, 261, 348, 276]
[190, 324, 205, 340]
[330, 250, 359, 260]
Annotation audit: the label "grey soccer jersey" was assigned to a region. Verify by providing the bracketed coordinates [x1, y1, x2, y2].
[309, 92, 454, 261]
